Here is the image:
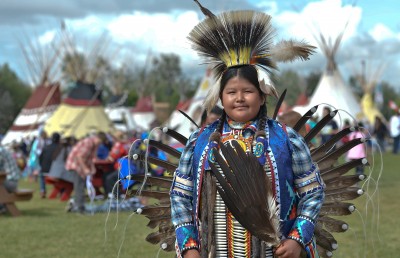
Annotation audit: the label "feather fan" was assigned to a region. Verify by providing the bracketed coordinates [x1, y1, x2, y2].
[209, 140, 280, 246]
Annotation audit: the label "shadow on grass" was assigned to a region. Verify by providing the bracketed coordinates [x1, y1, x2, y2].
[19, 207, 56, 217]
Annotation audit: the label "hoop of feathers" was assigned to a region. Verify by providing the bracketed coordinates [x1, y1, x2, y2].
[208, 140, 281, 247]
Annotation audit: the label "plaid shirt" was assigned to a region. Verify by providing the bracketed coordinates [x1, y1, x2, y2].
[65, 137, 97, 177]
[0, 146, 21, 181]
[171, 118, 323, 236]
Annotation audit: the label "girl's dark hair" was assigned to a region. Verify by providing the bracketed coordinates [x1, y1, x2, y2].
[219, 65, 262, 97]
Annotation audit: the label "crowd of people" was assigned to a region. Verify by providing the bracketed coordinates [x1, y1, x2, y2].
[0, 128, 170, 214]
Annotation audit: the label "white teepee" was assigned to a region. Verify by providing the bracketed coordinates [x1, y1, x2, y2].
[1, 35, 61, 146]
[293, 31, 361, 122]
[165, 67, 217, 138]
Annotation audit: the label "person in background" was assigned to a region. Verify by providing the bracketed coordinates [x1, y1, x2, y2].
[65, 132, 108, 213]
[10, 141, 26, 172]
[320, 107, 338, 144]
[27, 130, 47, 180]
[347, 122, 367, 176]
[38, 132, 61, 198]
[200, 106, 223, 127]
[389, 110, 400, 154]
[0, 143, 21, 213]
[102, 131, 130, 198]
[373, 116, 388, 152]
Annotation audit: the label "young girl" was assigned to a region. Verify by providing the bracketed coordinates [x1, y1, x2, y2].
[169, 5, 324, 258]
[171, 66, 324, 258]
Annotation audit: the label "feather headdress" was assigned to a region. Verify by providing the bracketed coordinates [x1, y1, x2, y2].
[188, 2, 316, 111]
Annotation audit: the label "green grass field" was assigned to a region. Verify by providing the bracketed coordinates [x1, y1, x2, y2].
[0, 153, 398, 258]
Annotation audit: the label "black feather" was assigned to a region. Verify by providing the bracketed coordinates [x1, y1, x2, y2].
[324, 187, 363, 203]
[314, 226, 337, 252]
[272, 89, 287, 120]
[139, 190, 170, 200]
[139, 204, 171, 217]
[129, 175, 173, 189]
[136, 154, 177, 173]
[304, 110, 338, 143]
[149, 139, 182, 159]
[311, 126, 357, 160]
[317, 138, 366, 171]
[146, 216, 171, 229]
[321, 158, 368, 181]
[145, 228, 175, 245]
[320, 202, 356, 217]
[293, 105, 318, 132]
[324, 174, 366, 190]
[318, 216, 349, 233]
[163, 128, 188, 145]
[193, 0, 216, 18]
[179, 109, 200, 129]
[316, 245, 333, 258]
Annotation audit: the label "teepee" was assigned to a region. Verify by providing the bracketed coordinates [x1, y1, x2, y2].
[358, 63, 386, 124]
[105, 93, 136, 132]
[44, 26, 114, 139]
[104, 68, 136, 132]
[293, 30, 361, 122]
[45, 82, 114, 139]
[165, 67, 216, 138]
[1, 36, 61, 145]
[131, 96, 156, 131]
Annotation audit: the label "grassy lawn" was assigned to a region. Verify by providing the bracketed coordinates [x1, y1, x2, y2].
[0, 153, 398, 258]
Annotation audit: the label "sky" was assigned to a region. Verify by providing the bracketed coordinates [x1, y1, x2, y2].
[0, 0, 399, 90]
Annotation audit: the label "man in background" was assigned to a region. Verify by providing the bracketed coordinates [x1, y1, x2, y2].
[65, 132, 107, 213]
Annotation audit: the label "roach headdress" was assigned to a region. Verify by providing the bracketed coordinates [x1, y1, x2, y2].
[188, 6, 315, 78]
[188, 1, 316, 111]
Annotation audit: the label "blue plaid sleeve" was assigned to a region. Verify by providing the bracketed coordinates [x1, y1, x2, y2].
[170, 129, 200, 252]
[286, 127, 325, 246]
[0, 147, 21, 181]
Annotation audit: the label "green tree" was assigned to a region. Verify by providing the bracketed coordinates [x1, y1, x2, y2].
[305, 71, 321, 97]
[381, 81, 400, 119]
[0, 64, 31, 134]
[272, 70, 303, 107]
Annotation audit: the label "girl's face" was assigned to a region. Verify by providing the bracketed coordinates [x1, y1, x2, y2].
[221, 76, 264, 123]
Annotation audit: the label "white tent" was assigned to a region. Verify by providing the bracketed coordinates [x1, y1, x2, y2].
[105, 94, 136, 132]
[1, 35, 61, 146]
[166, 67, 217, 138]
[2, 84, 61, 145]
[131, 96, 156, 131]
[293, 31, 361, 123]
